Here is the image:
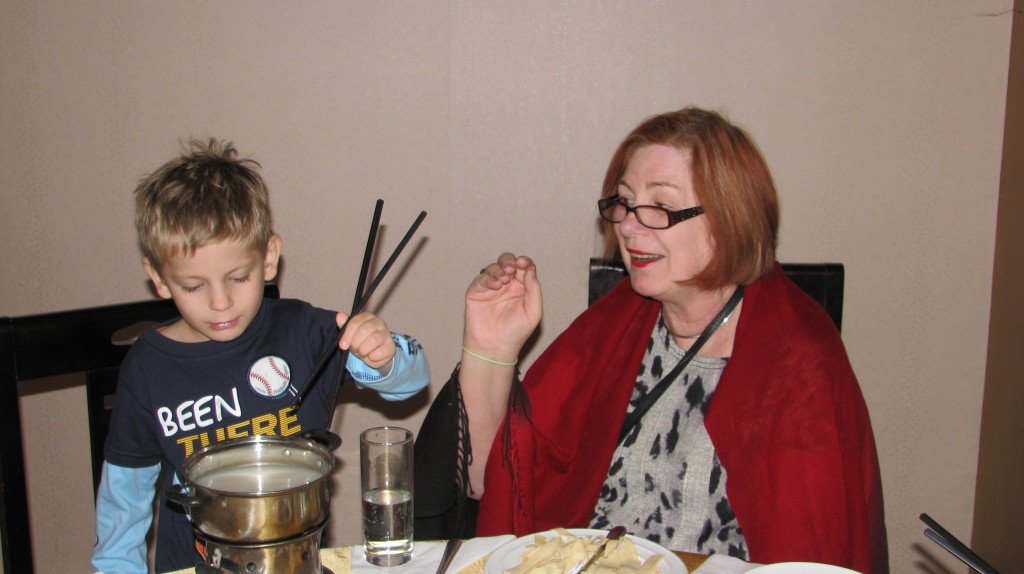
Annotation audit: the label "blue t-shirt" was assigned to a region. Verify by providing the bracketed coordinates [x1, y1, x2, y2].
[97, 297, 428, 573]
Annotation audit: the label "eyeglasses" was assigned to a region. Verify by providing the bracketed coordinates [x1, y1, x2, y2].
[598, 196, 705, 230]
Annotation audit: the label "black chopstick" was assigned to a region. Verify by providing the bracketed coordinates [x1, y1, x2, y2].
[291, 207, 427, 408]
[353, 199, 384, 311]
[294, 201, 386, 408]
[435, 537, 463, 574]
[325, 199, 384, 422]
[920, 513, 999, 574]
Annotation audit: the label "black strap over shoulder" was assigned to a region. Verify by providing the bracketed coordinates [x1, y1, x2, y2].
[617, 285, 744, 447]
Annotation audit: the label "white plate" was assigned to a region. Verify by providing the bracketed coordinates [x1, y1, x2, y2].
[485, 528, 688, 574]
[747, 563, 859, 574]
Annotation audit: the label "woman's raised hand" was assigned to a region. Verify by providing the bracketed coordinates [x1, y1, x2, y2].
[463, 252, 543, 364]
[460, 253, 541, 493]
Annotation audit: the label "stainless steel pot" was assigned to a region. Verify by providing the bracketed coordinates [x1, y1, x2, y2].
[166, 431, 339, 543]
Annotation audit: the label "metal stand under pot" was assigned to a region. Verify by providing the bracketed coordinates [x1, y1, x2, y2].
[193, 519, 334, 574]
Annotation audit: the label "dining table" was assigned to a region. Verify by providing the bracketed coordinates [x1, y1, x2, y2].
[168, 535, 759, 574]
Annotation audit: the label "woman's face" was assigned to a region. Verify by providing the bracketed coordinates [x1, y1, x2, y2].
[614, 144, 712, 302]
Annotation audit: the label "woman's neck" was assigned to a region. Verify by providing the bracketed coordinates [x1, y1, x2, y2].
[660, 284, 738, 338]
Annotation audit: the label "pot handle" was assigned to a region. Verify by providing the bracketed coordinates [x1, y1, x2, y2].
[301, 428, 342, 451]
[164, 483, 214, 508]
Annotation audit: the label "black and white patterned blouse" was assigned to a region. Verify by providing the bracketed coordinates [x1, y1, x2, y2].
[590, 313, 748, 559]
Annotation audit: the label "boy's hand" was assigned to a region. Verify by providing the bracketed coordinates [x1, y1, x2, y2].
[337, 311, 397, 370]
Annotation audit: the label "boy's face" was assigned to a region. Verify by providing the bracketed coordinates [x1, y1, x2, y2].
[143, 236, 281, 343]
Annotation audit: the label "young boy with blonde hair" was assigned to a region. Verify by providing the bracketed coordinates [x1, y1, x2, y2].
[92, 139, 429, 573]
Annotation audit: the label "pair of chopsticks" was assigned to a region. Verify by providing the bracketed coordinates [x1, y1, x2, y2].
[290, 199, 427, 409]
[920, 513, 1000, 574]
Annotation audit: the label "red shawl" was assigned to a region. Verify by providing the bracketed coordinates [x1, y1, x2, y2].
[476, 265, 888, 573]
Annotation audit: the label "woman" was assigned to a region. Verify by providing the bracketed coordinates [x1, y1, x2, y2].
[452, 107, 887, 572]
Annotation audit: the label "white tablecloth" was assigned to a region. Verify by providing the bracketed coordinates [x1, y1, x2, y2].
[350, 536, 514, 574]
[164, 536, 758, 574]
[346, 536, 757, 574]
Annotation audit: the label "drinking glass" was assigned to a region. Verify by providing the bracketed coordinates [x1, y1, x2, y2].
[360, 426, 414, 566]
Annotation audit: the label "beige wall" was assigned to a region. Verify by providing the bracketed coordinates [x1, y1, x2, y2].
[0, 2, 1014, 572]
[972, 0, 1024, 569]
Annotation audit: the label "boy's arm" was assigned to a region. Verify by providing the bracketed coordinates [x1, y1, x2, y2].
[92, 461, 160, 574]
[346, 333, 429, 401]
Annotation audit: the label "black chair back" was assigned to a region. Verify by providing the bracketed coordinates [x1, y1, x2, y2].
[0, 284, 278, 573]
[589, 258, 844, 331]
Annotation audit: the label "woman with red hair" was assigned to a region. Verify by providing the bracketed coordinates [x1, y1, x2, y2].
[448, 107, 887, 572]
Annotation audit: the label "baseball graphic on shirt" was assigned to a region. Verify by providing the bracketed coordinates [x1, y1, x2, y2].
[248, 355, 293, 398]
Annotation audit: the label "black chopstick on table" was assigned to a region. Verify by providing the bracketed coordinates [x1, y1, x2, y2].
[920, 513, 999, 574]
[291, 206, 427, 409]
[436, 537, 463, 574]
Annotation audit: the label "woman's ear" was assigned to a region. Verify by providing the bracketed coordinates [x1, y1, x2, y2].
[263, 234, 282, 282]
[142, 258, 173, 299]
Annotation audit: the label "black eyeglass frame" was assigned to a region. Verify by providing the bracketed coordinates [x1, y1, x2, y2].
[597, 196, 705, 230]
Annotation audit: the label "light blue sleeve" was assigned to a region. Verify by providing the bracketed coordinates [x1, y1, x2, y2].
[346, 333, 429, 401]
[92, 461, 160, 574]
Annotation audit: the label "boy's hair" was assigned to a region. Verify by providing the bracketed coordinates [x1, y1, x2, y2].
[135, 139, 274, 269]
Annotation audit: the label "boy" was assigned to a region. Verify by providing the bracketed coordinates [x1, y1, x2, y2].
[92, 139, 429, 573]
